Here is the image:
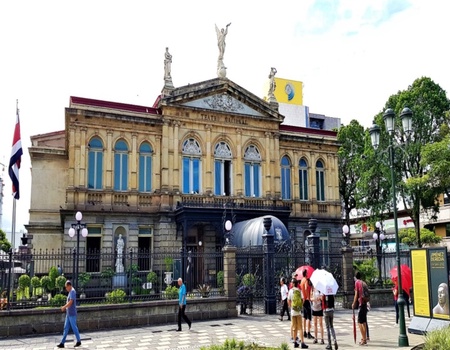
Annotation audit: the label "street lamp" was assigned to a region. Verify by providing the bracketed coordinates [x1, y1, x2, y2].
[372, 221, 386, 285]
[68, 211, 88, 294]
[342, 224, 350, 247]
[369, 107, 412, 347]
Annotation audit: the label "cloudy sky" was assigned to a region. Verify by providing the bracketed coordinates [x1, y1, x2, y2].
[1, 0, 449, 246]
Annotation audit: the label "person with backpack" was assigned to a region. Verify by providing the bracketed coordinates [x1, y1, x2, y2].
[352, 271, 369, 346]
[288, 278, 308, 349]
[322, 293, 338, 350]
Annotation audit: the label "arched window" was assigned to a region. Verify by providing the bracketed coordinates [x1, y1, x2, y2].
[316, 160, 325, 201]
[214, 141, 233, 196]
[299, 158, 308, 200]
[88, 137, 103, 189]
[244, 145, 261, 197]
[139, 142, 153, 192]
[114, 140, 128, 191]
[182, 138, 202, 194]
[281, 156, 291, 200]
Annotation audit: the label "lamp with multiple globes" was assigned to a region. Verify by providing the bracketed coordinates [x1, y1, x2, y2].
[369, 107, 412, 347]
[68, 211, 89, 294]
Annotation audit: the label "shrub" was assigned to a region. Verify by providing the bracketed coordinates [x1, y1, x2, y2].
[31, 276, 41, 296]
[48, 266, 59, 291]
[56, 276, 67, 293]
[147, 271, 157, 284]
[165, 285, 178, 299]
[49, 294, 66, 307]
[107, 289, 126, 303]
[217, 271, 224, 288]
[242, 273, 256, 287]
[78, 272, 91, 292]
[424, 325, 450, 350]
[40, 276, 51, 294]
[18, 274, 31, 292]
[196, 284, 211, 297]
[101, 267, 115, 287]
[164, 257, 174, 271]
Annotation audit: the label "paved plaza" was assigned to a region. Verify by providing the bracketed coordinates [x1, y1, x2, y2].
[0, 307, 424, 349]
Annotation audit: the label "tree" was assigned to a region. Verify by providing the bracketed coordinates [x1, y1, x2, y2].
[399, 228, 442, 247]
[337, 120, 366, 225]
[0, 229, 11, 252]
[375, 77, 450, 247]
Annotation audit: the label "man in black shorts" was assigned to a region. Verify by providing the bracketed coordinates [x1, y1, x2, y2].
[352, 272, 368, 345]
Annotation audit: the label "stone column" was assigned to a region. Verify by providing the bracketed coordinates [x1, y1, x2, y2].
[223, 245, 236, 298]
[341, 246, 354, 308]
[263, 217, 277, 314]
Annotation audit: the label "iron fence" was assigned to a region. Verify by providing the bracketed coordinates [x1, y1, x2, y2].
[0, 248, 224, 310]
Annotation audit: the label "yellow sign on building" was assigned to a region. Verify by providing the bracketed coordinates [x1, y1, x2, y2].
[273, 77, 303, 105]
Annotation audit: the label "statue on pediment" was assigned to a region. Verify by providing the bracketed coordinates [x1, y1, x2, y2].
[164, 47, 172, 80]
[216, 23, 231, 78]
[267, 67, 278, 106]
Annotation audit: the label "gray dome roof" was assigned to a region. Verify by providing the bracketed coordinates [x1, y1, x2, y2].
[233, 215, 290, 247]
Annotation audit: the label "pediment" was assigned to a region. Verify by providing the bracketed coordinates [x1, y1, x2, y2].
[160, 78, 282, 121]
[181, 93, 263, 117]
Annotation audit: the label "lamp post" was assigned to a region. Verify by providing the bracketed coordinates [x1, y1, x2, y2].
[372, 221, 386, 285]
[369, 107, 412, 347]
[68, 211, 88, 294]
[342, 224, 350, 247]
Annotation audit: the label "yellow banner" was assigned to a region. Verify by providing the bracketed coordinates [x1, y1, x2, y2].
[411, 249, 431, 317]
[273, 77, 303, 105]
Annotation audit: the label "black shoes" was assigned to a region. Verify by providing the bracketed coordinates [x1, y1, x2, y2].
[303, 331, 307, 338]
[307, 332, 314, 339]
[74, 342, 82, 347]
[56, 344, 64, 349]
[176, 329, 182, 332]
[301, 343, 309, 349]
[189, 323, 192, 330]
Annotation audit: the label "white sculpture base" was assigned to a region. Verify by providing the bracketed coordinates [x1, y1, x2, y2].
[113, 273, 127, 288]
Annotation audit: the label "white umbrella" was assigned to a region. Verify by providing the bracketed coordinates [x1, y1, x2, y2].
[310, 269, 339, 295]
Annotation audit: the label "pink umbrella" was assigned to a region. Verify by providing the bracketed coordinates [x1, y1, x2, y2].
[294, 265, 315, 280]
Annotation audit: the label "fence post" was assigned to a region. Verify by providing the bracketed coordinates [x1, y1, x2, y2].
[263, 217, 277, 314]
[7, 248, 12, 310]
[223, 245, 236, 298]
[341, 246, 354, 308]
[128, 248, 133, 303]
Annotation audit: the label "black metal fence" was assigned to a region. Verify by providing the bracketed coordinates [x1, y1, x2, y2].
[0, 248, 224, 310]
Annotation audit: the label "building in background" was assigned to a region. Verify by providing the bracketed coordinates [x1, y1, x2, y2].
[26, 73, 342, 281]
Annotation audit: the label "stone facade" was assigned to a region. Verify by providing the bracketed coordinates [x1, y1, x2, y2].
[26, 77, 342, 280]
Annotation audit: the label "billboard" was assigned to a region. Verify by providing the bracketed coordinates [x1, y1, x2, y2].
[266, 77, 303, 105]
[411, 248, 450, 320]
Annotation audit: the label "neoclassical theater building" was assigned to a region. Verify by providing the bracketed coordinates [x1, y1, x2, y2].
[26, 54, 342, 276]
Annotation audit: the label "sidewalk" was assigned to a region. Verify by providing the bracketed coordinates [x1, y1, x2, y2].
[0, 307, 424, 349]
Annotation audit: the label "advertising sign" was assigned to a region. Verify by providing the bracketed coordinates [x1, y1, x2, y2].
[428, 248, 450, 320]
[272, 77, 303, 105]
[411, 249, 431, 317]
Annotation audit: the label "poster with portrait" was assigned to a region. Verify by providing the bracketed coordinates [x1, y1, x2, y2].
[411, 249, 431, 317]
[428, 248, 450, 320]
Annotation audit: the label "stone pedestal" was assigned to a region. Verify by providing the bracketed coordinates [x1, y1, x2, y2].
[113, 273, 127, 289]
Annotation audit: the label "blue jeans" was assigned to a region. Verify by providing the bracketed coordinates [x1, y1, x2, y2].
[61, 314, 81, 344]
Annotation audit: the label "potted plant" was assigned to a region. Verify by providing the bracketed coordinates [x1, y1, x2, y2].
[147, 271, 157, 292]
[48, 266, 59, 296]
[40, 275, 51, 301]
[164, 257, 174, 286]
[18, 274, 31, 300]
[78, 272, 91, 298]
[196, 283, 211, 298]
[31, 276, 41, 300]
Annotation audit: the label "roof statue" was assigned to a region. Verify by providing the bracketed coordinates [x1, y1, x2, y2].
[267, 67, 278, 108]
[162, 47, 174, 96]
[215, 23, 231, 78]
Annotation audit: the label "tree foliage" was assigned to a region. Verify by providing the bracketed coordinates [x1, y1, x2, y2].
[0, 228, 11, 252]
[399, 228, 442, 247]
[337, 120, 366, 224]
[372, 77, 450, 247]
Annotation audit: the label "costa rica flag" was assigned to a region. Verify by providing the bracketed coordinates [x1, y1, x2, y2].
[9, 103, 22, 200]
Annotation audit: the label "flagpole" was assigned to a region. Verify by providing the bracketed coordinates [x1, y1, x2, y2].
[11, 199, 16, 251]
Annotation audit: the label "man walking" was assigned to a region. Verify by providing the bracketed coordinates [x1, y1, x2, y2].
[352, 272, 368, 346]
[177, 278, 192, 331]
[57, 280, 81, 348]
[279, 278, 290, 321]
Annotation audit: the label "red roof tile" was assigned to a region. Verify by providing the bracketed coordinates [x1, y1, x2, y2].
[280, 124, 337, 137]
[70, 96, 160, 115]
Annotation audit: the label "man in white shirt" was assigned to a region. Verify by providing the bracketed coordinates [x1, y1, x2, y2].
[279, 278, 290, 321]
